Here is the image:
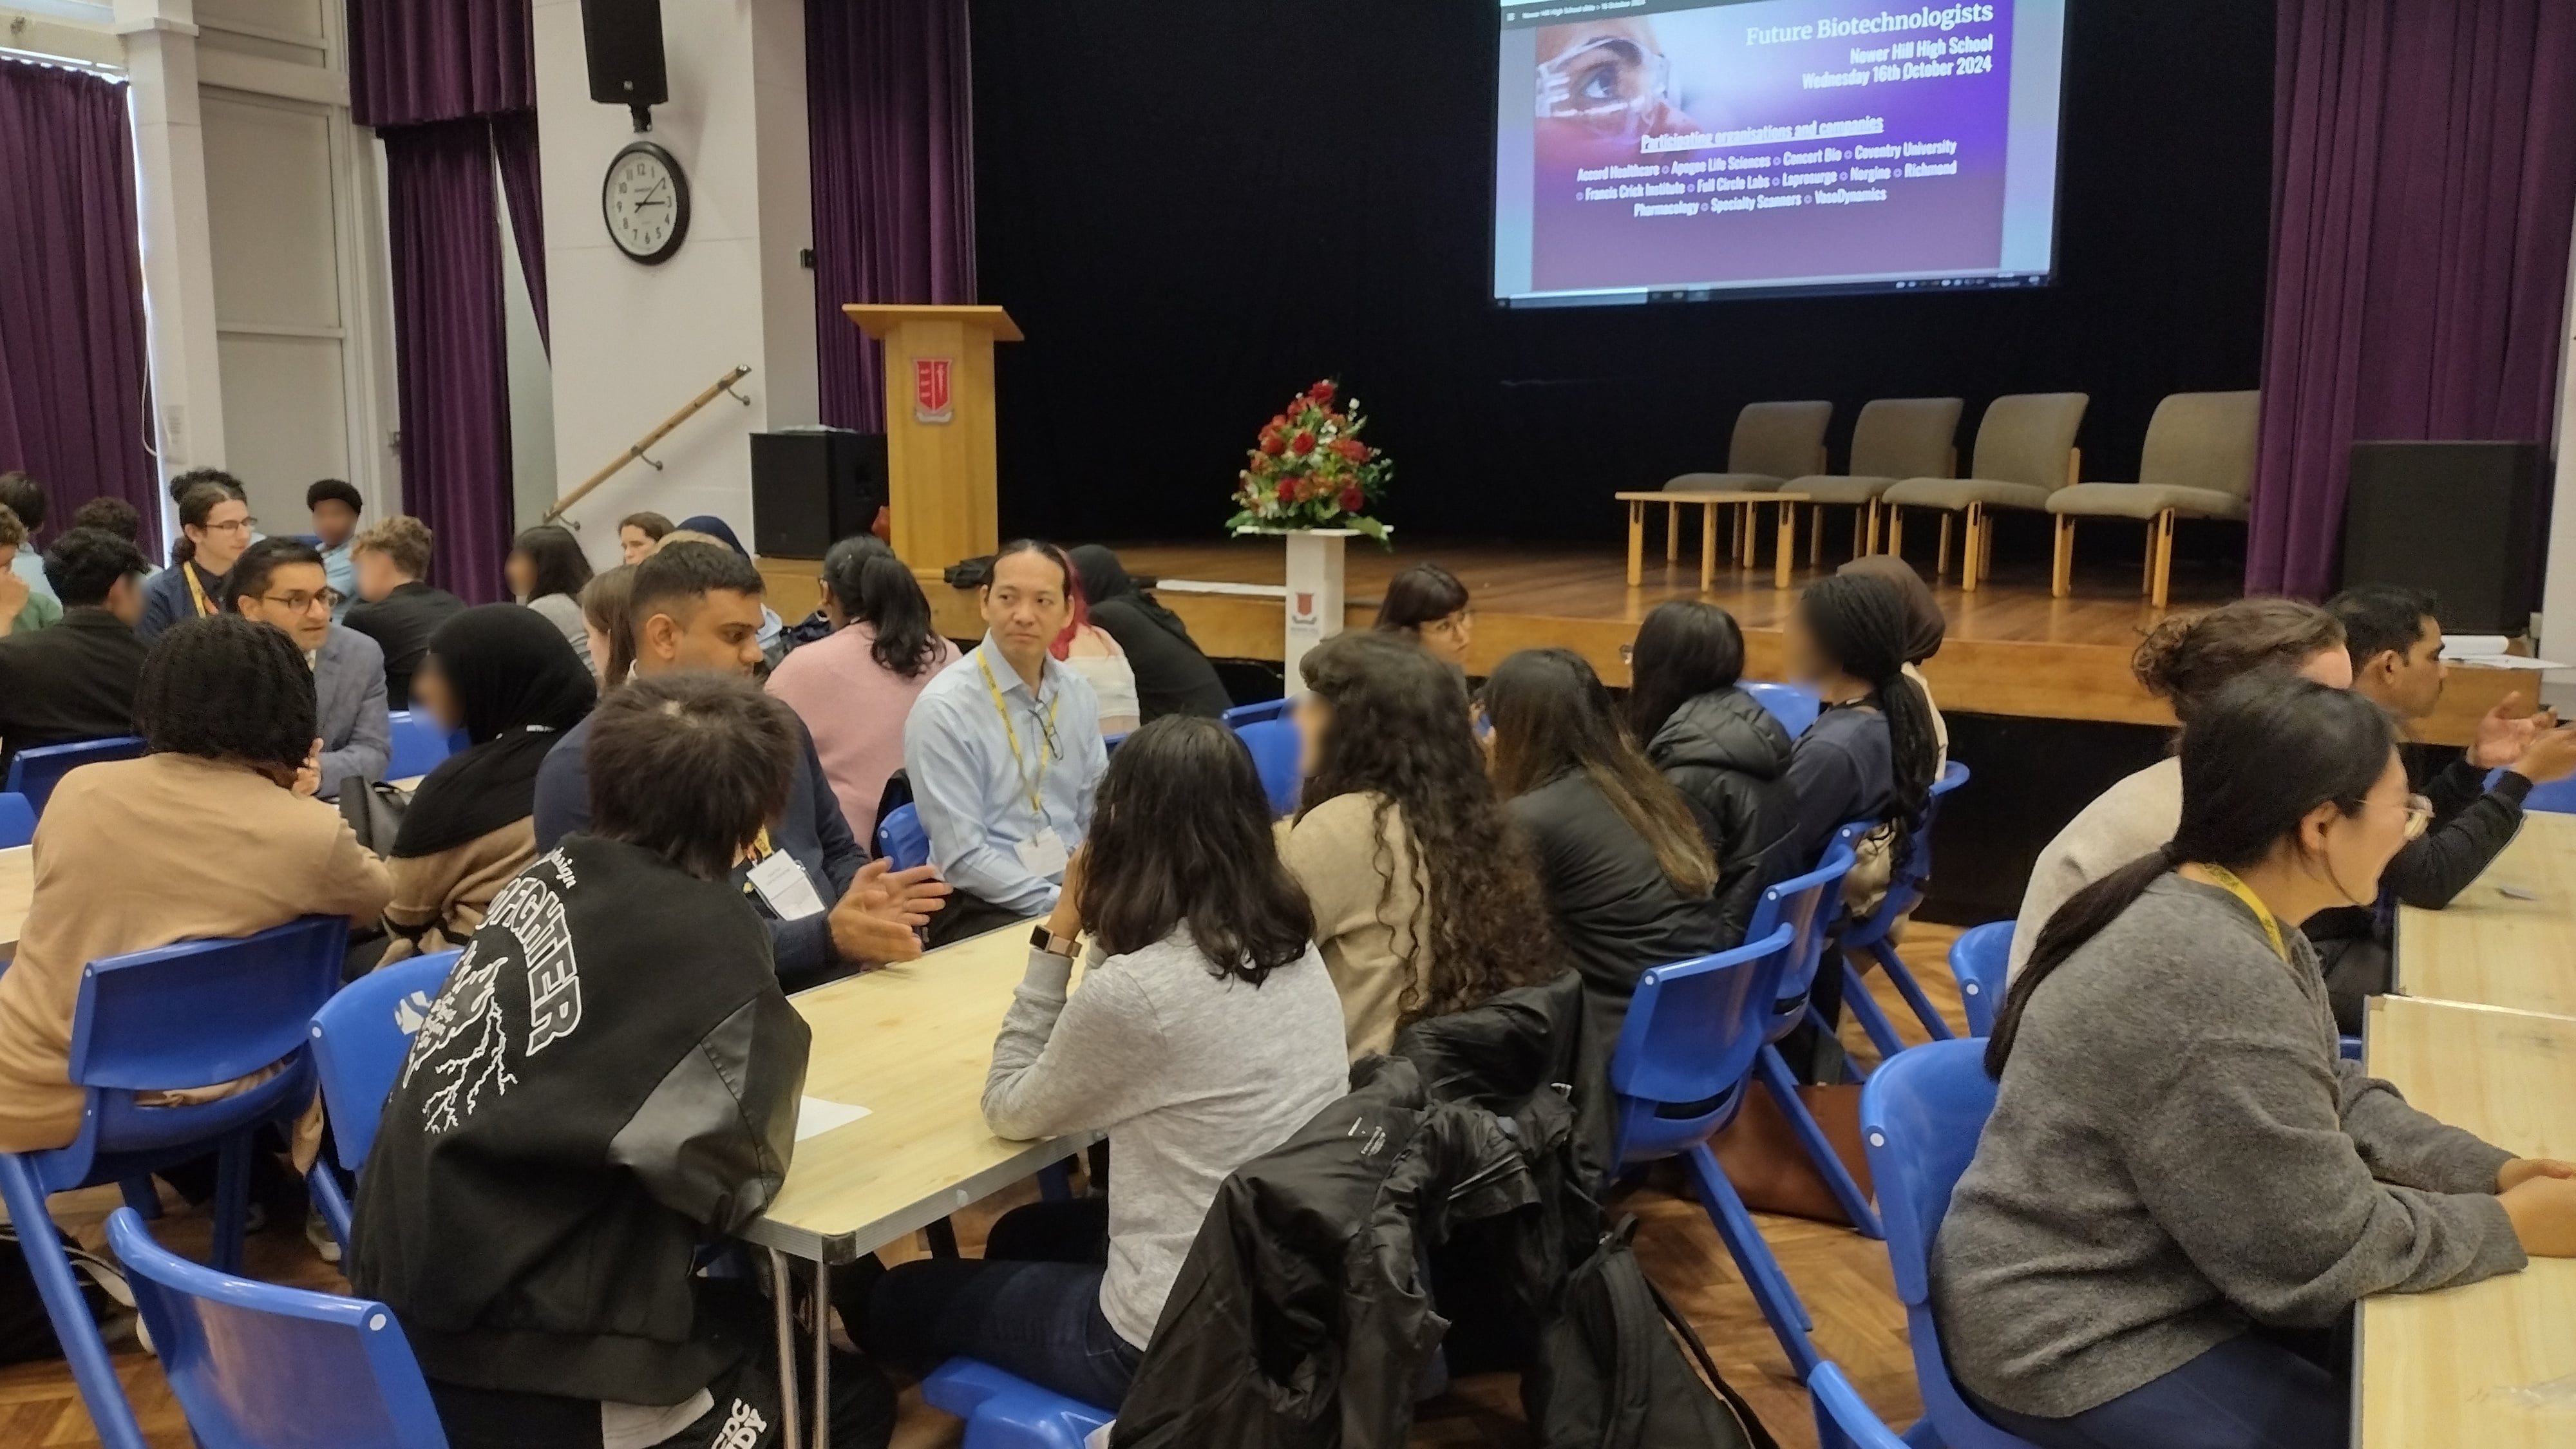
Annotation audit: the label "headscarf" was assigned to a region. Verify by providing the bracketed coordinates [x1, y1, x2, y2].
[674, 515, 751, 557]
[392, 605, 598, 858]
[1071, 544, 1194, 644]
[1837, 554, 1946, 665]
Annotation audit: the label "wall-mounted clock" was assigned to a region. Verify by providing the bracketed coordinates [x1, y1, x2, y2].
[602, 140, 689, 265]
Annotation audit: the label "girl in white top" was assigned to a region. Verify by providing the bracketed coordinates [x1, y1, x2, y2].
[1052, 545, 1142, 734]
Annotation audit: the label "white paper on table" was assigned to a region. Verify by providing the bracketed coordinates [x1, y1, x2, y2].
[2443, 634, 2514, 659]
[2455, 654, 2568, 672]
[794, 1097, 872, 1142]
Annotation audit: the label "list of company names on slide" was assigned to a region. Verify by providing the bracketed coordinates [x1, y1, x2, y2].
[1501, 1, 2023, 295]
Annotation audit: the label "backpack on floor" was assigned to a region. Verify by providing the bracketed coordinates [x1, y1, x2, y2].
[0, 1222, 126, 1367]
[1529, 1216, 1779, 1449]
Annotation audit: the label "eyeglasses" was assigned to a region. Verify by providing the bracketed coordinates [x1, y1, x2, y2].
[2399, 793, 2432, 841]
[202, 517, 256, 535]
[258, 591, 335, 616]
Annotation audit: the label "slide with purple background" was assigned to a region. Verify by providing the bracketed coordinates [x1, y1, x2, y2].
[1493, 0, 2067, 305]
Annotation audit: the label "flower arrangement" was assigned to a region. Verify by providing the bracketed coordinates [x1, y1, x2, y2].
[1227, 379, 1393, 542]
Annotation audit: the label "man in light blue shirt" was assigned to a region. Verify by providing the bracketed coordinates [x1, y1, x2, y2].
[307, 478, 363, 621]
[904, 542, 1108, 944]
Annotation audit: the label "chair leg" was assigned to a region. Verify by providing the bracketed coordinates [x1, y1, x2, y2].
[1839, 958, 1910, 1062]
[117, 1177, 160, 1220]
[1961, 504, 1984, 594]
[1863, 500, 1880, 556]
[2051, 515, 2074, 598]
[0, 1157, 150, 1449]
[1755, 1045, 1885, 1240]
[1808, 506, 1823, 565]
[1980, 508, 1995, 581]
[2152, 510, 2176, 609]
[211, 1131, 252, 1275]
[1870, 939, 1957, 1043]
[309, 1164, 354, 1258]
[1888, 506, 1905, 558]
[1665, 502, 1680, 563]
[1037, 1160, 1074, 1202]
[1683, 1142, 1823, 1379]
[1740, 503, 1758, 568]
[1935, 513, 1951, 576]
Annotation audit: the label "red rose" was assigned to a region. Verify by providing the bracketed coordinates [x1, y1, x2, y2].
[1290, 430, 1316, 456]
[1311, 380, 1336, 402]
[1261, 433, 1286, 457]
[1276, 479, 1296, 503]
[1270, 415, 1289, 430]
[1337, 438, 1368, 462]
[1339, 486, 1365, 512]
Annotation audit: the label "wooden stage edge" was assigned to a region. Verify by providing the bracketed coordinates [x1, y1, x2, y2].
[756, 536, 2524, 747]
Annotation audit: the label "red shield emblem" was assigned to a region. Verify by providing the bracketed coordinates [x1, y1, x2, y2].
[1293, 591, 1316, 618]
[913, 358, 954, 424]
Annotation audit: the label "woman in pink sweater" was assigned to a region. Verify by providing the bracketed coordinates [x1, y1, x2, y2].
[766, 536, 958, 840]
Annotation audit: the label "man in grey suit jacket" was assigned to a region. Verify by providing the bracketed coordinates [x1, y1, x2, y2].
[227, 538, 390, 800]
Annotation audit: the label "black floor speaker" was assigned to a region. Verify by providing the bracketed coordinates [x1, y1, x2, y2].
[2340, 440, 2544, 634]
[580, 0, 668, 109]
[750, 429, 887, 559]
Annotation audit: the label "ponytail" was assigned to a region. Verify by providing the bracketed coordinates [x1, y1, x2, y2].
[1798, 573, 1941, 867]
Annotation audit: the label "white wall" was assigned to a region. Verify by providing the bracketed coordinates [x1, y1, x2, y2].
[2537, 196, 2576, 710]
[533, 0, 814, 564]
[498, 187, 559, 529]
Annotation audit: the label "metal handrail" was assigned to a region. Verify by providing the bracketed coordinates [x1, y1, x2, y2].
[542, 365, 752, 524]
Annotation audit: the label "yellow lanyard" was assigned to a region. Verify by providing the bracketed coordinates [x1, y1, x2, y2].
[2196, 862, 2287, 962]
[979, 651, 1061, 820]
[181, 562, 219, 618]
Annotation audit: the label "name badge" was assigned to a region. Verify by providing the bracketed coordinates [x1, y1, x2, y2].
[1016, 828, 1070, 878]
[748, 851, 829, 921]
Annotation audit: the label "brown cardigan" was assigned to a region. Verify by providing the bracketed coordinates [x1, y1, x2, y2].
[0, 754, 393, 1152]
[379, 817, 536, 965]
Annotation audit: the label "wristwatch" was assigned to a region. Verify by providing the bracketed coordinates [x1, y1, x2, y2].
[1031, 923, 1079, 958]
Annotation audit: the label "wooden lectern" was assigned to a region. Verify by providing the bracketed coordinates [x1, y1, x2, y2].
[842, 305, 1023, 583]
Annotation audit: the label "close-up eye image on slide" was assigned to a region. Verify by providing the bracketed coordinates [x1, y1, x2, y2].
[1495, 0, 2068, 305]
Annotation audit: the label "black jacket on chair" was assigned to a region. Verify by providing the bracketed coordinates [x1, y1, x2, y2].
[0, 607, 146, 775]
[1643, 688, 1796, 948]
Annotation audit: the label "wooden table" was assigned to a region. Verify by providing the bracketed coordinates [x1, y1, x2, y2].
[1616, 490, 1809, 591]
[2396, 811, 2576, 1018]
[0, 844, 26, 961]
[2358, 995, 2576, 1447]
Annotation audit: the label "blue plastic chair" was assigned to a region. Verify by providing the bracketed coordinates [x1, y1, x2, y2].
[384, 711, 466, 782]
[1810, 1360, 1913, 1449]
[1737, 844, 1880, 1240]
[1861, 1037, 2048, 1449]
[1607, 919, 1817, 1376]
[105, 1207, 449, 1448]
[0, 916, 349, 1449]
[307, 950, 463, 1256]
[1743, 680, 1822, 739]
[0, 790, 33, 849]
[1104, 730, 1130, 755]
[4, 735, 144, 816]
[1830, 760, 1972, 1058]
[922, 1357, 1115, 1449]
[2485, 765, 2576, 815]
[1233, 717, 1303, 815]
[1220, 697, 1288, 728]
[876, 802, 931, 871]
[1947, 922, 2012, 1038]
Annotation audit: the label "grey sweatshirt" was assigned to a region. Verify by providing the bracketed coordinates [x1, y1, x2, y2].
[981, 930, 1349, 1349]
[1933, 875, 2526, 1419]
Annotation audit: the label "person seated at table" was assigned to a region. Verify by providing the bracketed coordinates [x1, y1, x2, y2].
[506, 524, 596, 674]
[1935, 673, 2576, 1449]
[765, 535, 956, 841]
[2009, 598, 2351, 981]
[340, 515, 466, 710]
[351, 672, 893, 1449]
[0, 616, 392, 1154]
[68, 495, 142, 544]
[1069, 544, 1235, 721]
[0, 527, 151, 776]
[618, 509, 672, 564]
[1626, 600, 1795, 949]
[0, 504, 59, 636]
[2306, 584, 2576, 1029]
[1283, 629, 1557, 1057]
[1482, 647, 1723, 1039]
[306, 478, 363, 621]
[139, 484, 254, 643]
[536, 542, 946, 987]
[1373, 561, 1473, 671]
[377, 605, 597, 967]
[1049, 547, 1141, 737]
[864, 714, 1349, 1410]
[580, 563, 638, 690]
[902, 540, 1108, 945]
[0, 471, 57, 619]
[1836, 554, 1949, 769]
[227, 537, 390, 801]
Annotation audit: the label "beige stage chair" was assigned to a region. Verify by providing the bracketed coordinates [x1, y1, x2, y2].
[1658, 400, 1831, 564]
[1880, 392, 2089, 592]
[1779, 397, 1961, 564]
[2045, 390, 2258, 609]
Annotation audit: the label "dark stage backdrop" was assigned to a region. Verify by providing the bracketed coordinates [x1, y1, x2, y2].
[970, 0, 2275, 546]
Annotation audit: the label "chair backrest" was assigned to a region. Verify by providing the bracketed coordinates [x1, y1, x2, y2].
[1741, 681, 1820, 739]
[1728, 400, 1833, 479]
[70, 916, 349, 1096]
[2514, 770, 2576, 816]
[1835, 760, 1971, 947]
[4, 735, 145, 815]
[311, 949, 462, 1173]
[1233, 717, 1303, 816]
[1809, 1361, 1909, 1449]
[876, 802, 931, 870]
[1859, 1037, 1994, 1307]
[106, 1208, 449, 1449]
[1947, 922, 2013, 1037]
[2135, 390, 2259, 500]
[1607, 923, 1794, 1108]
[384, 711, 465, 782]
[1221, 698, 1287, 728]
[1849, 397, 1963, 480]
[1969, 392, 2088, 491]
[0, 791, 32, 849]
[1745, 842, 1857, 1034]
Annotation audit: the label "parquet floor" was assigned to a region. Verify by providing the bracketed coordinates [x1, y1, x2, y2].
[2, 928, 1967, 1449]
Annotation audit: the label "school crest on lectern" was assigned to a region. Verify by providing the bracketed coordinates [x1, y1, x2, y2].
[913, 358, 954, 424]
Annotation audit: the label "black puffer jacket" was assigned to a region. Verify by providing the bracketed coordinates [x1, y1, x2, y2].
[1643, 688, 1795, 948]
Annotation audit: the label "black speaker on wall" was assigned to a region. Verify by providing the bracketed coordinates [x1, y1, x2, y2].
[750, 429, 888, 559]
[580, 0, 667, 112]
[2341, 440, 2546, 635]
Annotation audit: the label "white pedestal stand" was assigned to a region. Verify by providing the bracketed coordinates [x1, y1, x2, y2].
[1248, 528, 1354, 693]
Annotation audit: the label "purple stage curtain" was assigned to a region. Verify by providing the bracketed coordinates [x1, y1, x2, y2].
[0, 59, 160, 556]
[808, 0, 978, 431]
[492, 109, 549, 351]
[347, 0, 534, 128]
[2248, 0, 2576, 598]
[384, 122, 513, 603]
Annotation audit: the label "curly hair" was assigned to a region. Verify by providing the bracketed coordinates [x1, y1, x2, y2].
[135, 616, 317, 774]
[1297, 629, 1558, 1023]
[2132, 597, 2344, 724]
